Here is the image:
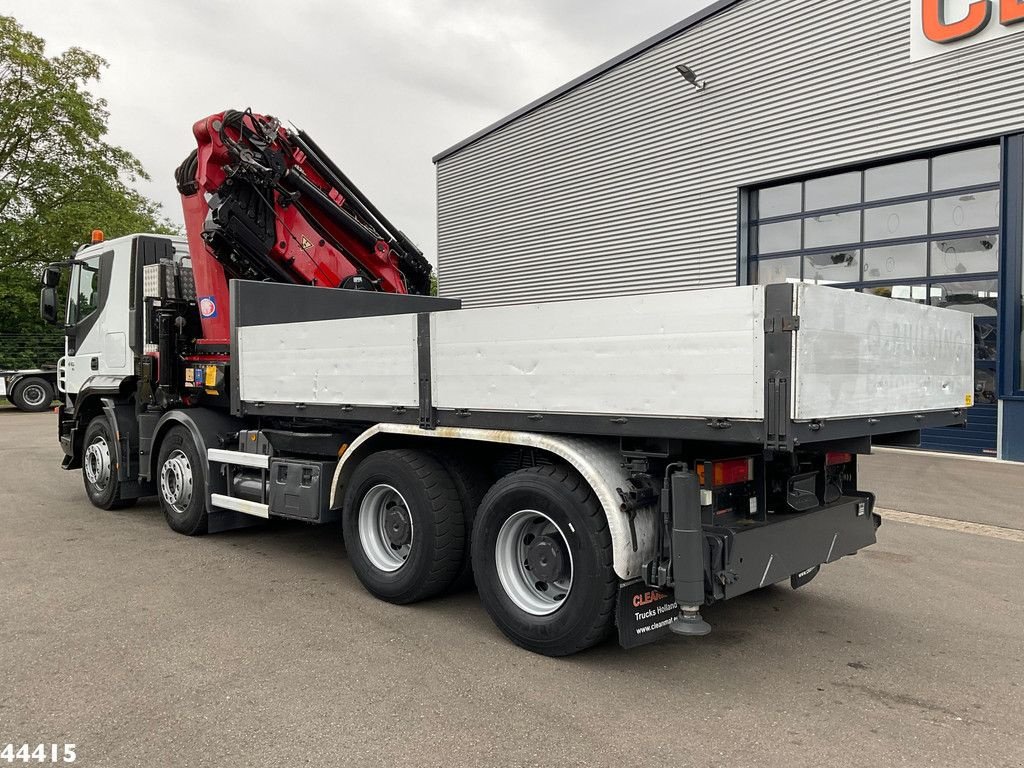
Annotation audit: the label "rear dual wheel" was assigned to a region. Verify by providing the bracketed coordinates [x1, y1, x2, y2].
[472, 466, 617, 656]
[343, 449, 465, 604]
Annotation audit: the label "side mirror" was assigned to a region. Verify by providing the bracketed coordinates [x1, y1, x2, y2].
[40, 286, 58, 325]
[43, 265, 61, 288]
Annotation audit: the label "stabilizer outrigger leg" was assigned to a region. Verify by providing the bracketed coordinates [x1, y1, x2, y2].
[669, 465, 713, 637]
[670, 605, 712, 636]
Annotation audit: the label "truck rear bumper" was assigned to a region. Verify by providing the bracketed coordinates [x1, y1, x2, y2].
[707, 494, 879, 602]
[616, 494, 879, 648]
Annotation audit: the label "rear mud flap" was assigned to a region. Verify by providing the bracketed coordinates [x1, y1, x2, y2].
[616, 580, 679, 649]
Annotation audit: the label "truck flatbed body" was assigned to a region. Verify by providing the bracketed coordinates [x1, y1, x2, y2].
[230, 281, 973, 449]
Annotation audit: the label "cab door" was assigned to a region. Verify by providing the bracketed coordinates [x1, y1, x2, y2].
[64, 251, 106, 395]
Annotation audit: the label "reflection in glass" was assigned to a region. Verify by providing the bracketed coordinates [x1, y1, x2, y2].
[930, 236, 999, 276]
[756, 220, 801, 254]
[865, 160, 928, 201]
[864, 201, 928, 241]
[757, 183, 802, 219]
[931, 190, 1000, 234]
[862, 242, 928, 281]
[932, 145, 1000, 191]
[804, 211, 860, 248]
[803, 250, 860, 284]
[805, 172, 861, 210]
[863, 284, 928, 303]
[931, 280, 999, 403]
[756, 257, 801, 285]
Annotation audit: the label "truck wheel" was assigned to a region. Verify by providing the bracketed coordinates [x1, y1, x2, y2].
[433, 452, 489, 592]
[472, 465, 616, 656]
[342, 449, 464, 604]
[11, 377, 54, 412]
[156, 425, 208, 536]
[82, 416, 135, 510]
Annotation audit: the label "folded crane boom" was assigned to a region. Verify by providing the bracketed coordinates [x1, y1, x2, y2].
[174, 109, 432, 342]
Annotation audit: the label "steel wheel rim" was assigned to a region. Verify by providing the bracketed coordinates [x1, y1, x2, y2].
[160, 449, 194, 515]
[495, 509, 574, 616]
[358, 484, 414, 572]
[20, 383, 47, 407]
[84, 435, 111, 491]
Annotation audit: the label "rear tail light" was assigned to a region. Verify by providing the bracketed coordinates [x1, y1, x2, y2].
[697, 457, 754, 488]
[826, 451, 853, 466]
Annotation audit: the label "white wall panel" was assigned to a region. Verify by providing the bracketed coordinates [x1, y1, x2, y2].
[436, 0, 1024, 307]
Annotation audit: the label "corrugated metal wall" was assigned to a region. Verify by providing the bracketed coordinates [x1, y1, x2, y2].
[435, 0, 1024, 307]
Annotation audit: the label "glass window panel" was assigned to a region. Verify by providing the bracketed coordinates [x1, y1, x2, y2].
[863, 284, 929, 303]
[931, 280, 999, 400]
[802, 250, 860, 285]
[68, 255, 101, 326]
[864, 201, 928, 241]
[932, 145, 1000, 190]
[755, 257, 801, 285]
[805, 172, 861, 210]
[757, 183, 802, 219]
[931, 190, 1000, 234]
[862, 242, 928, 281]
[865, 159, 929, 202]
[756, 219, 801, 254]
[804, 211, 861, 248]
[930, 236, 999, 276]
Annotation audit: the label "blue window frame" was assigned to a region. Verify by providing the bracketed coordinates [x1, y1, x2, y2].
[747, 143, 1003, 416]
[998, 134, 1024, 399]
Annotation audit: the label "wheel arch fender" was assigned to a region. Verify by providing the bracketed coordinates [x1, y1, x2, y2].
[330, 424, 658, 580]
[147, 408, 245, 511]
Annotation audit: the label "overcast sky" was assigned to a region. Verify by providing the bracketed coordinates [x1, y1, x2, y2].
[6, 0, 712, 264]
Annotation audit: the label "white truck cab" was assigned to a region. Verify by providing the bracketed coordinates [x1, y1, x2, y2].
[58, 234, 187, 398]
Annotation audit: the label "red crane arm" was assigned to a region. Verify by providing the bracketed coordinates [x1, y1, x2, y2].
[174, 109, 432, 343]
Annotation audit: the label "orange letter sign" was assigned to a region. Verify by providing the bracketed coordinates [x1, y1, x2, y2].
[923, 0, 992, 42]
[1002, 0, 1024, 25]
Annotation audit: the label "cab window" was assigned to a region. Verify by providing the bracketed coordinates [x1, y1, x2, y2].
[67, 255, 102, 325]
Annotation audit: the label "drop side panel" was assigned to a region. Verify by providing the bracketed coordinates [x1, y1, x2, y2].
[792, 284, 975, 420]
[430, 286, 766, 420]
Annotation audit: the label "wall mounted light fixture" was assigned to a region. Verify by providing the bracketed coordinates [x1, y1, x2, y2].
[675, 64, 706, 91]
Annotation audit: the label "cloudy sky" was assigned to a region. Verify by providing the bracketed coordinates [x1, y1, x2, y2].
[6, 0, 712, 263]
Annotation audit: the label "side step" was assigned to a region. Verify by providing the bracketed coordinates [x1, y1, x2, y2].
[210, 493, 269, 519]
[207, 448, 270, 519]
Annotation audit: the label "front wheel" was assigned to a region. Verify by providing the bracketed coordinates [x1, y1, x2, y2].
[472, 465, 617, 656]
[156, 425, 208, 535]
[82, 416, 134, 510]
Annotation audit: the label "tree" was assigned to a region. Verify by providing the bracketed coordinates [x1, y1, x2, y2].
[0, 15, 173, 369]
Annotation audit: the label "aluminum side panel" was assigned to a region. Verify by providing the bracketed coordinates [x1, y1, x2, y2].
[431, 286, 765, 420]
[792, 285, 974, 420]
[237, 315, 419, 407]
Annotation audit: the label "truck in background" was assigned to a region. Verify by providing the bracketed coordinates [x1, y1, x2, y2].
[0, 368, 57, 412]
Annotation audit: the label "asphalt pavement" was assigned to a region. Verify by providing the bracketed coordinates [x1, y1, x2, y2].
[1, 409, 1022, 767]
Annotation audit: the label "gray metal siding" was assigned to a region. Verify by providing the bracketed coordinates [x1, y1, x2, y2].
[436, 0, 1024, 307]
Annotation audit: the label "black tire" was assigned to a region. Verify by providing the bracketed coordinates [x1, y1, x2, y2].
[472, 465, 617, 656]
[156, 425, 208, 535]
[11, 377, 54, 412]
[82, 416, 135, 510]
[433, 452, 489, 592]
[342, 449, 464, 604]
